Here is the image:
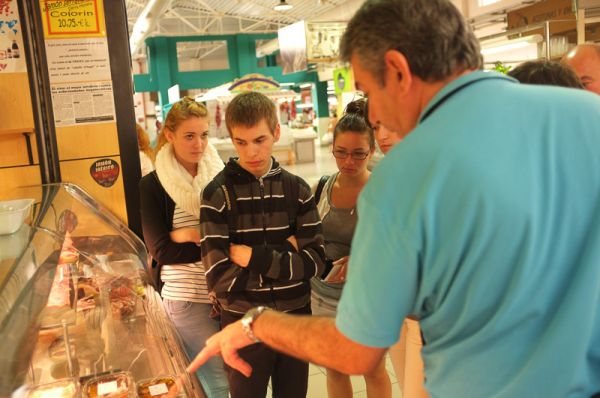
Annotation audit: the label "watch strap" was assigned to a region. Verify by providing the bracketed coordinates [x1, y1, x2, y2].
[241, 306, 267, 343]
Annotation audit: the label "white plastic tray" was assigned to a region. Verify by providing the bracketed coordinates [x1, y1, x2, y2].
[0, 198, 34, 235]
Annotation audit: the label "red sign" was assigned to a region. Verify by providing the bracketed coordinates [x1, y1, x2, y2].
[90, 158, 119, 187]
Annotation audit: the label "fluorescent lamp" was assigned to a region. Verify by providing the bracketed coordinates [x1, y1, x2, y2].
[478, 0, 501, 6]
[130, 0, 160, 55]
[480, 34, 543, 56]
[136, 18, 150, 35]
[274, 0, 293, 11]
[481, 41, 531, 55]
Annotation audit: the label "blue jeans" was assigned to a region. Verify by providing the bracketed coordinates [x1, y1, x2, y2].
[163, 299, 229, 398]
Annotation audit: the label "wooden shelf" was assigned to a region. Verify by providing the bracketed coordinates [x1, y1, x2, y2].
[0, 129, 37, 166]
[0, 128, 35, 136]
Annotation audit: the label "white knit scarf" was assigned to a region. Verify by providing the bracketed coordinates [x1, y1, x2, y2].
[155, 142, 224, 217]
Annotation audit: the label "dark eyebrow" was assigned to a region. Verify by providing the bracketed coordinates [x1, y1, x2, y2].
[253, 135, 268, 142]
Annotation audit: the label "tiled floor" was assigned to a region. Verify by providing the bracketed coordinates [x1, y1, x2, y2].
[267, 357, 402, 398]
[267, 142, 404, 398]
[305, 356, 403, 398]
[265, 356, 402, 397]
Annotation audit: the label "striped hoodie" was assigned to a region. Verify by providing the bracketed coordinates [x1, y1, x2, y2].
[200, 157, 326, 314]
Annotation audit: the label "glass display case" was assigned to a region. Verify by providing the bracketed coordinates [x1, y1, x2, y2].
[0, 183, 206, 398]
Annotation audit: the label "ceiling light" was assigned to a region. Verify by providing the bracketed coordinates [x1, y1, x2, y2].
[129, 0, 161, 55]
[480, 41, 530, 55]
[480, 34, 543, 56]
[274, 0, 293, 11]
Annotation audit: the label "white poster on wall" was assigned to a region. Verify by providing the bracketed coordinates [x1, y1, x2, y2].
[278, 21, 308, 75]
[45, 38, 112, 83]
[0, 0, 27, 73]
[44, 37, 116, 127]
[39, 0, 114, 127]
[306, 22, 346, 62]
[44, 36, 115, 127]
[51, 81, 116, 127]
[168, 84, 180, 104]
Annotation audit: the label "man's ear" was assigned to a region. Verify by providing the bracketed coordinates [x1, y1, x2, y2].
[384, 50, 413, 95]
[273, 123, 281, 143]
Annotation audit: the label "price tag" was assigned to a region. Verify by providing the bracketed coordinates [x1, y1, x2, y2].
[148, 383, 168, 396]
[45, 386, 66, 398]
[97, 381, 118, 396]
[40, 0, 106, 38]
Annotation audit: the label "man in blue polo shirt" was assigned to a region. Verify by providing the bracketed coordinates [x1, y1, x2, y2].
[187, 1, 600, 396]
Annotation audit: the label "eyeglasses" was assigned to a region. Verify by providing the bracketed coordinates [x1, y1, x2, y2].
[332, 149, 370, 160]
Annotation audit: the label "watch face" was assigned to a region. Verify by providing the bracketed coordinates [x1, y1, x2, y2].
[241, 307, 266, 342]
[241, 311, 254, 330]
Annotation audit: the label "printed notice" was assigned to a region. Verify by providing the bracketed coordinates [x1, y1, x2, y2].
[44, 27, 115, 126]
[51, 81, 115, 127]
[40, 0, 106, 38]
[46, 37, 111, 83]
[0, 0, 27, 73]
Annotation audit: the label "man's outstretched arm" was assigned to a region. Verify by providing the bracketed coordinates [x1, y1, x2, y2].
[187, 310, 387, 377]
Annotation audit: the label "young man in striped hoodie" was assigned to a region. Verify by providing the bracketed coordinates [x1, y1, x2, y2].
[199, 91, 326, 398]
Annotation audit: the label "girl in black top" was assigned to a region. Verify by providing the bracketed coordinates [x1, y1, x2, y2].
[139, 97, 228, 397]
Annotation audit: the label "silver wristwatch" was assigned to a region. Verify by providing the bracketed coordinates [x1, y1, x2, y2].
[241, 306, 267, 343]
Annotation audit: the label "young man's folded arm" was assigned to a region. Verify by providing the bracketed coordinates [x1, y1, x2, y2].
[245, 185, 326, 280]
[200, 183, 246, 292]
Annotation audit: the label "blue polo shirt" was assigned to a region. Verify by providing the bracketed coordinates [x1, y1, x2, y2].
[336, 71, 600, 397]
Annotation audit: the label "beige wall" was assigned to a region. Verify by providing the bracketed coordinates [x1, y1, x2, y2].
[0, 72, 41, 198]
[0, 73, 128, 224]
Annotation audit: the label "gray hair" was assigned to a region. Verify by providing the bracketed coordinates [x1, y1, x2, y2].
[340, 0, 482, 85]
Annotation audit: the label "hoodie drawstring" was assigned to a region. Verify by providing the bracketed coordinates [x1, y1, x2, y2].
[249, 181, 257, 225]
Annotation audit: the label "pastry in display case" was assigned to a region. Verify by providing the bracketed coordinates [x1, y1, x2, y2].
[82, 371, 134, 398]
[136, 376, 178, 398]
[26, 378, 78, 398]
[0, 183, 205, 398]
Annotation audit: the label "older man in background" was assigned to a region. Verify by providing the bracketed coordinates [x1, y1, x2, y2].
[562, 43, 600, 94]
[187, 1, 600, 397]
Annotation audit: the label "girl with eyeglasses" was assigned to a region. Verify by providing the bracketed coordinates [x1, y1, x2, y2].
[311, 99, 391, 398]
[139, 97, 229, 397]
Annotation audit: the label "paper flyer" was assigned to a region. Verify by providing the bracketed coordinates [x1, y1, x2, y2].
[0, 0, 26, 73]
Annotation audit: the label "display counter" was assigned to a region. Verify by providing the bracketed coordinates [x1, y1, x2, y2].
[0, 183, 205, 398]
